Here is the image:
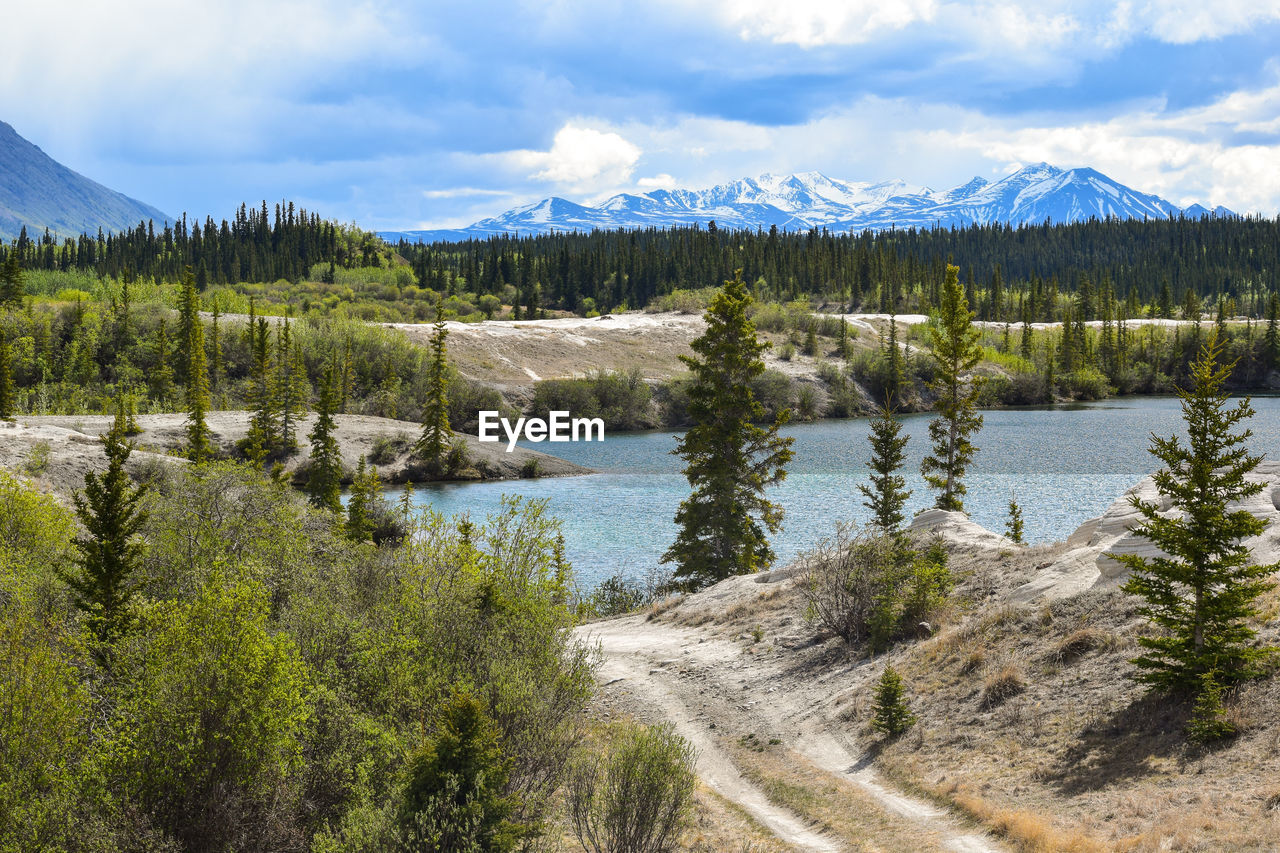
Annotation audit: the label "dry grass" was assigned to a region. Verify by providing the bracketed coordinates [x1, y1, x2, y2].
[941, 782, 1112, 853]
[980, 662, 1027, 708]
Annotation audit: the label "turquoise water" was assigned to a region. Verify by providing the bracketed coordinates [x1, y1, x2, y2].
[412, 398, 1280, 588]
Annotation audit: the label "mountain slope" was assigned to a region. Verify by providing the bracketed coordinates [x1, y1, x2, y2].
[0, 120, 171, 241]
[385, 163, 1232, 243]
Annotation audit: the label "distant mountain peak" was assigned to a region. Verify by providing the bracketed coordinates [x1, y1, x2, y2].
[0, 120, 171, 241]
[380, 164, 1234, 244]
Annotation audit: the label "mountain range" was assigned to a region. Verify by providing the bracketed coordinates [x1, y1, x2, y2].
[381, 164, 1233, 243]
[0, 120, 171, 241]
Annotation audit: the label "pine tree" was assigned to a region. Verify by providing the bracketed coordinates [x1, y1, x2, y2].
[1265, 293, 1279, 369]
[859, 402, 910, 534]
[882, 315, 905, 401]
[1117, 330, 1277, 691]
[0, 252, 24, 305]
[209, 297, 224, 393]
[275, 317, 305, 452]
[305, 366, 343, 513]
[182, 274, 214, 462]
[1006, 497, 1025, 544]
[0, 331, 13, 420]
[176, 267, 199, 387]
[921, 264, 983, 512]
[243, 314, 278, 465]
[416, 299, 452, 469]
[870, 664, 916, 737]
[662, 270, 795, 589]
[346, 458, 380, 543]
[150, 318, 174, 407]
[58, 431, 149, 648]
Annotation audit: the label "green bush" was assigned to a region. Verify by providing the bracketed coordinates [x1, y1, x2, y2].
[569, 722, 697, 853]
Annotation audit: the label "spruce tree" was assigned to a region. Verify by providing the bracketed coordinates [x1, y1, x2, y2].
[305, 366, 343, 513]
[870, 664, 916, 737]
[244, 315, 278, 465]
[275, 317, 305, 452]
[859, 402, 910, 534]
[150, 318, 174, 407]
[182, 274, 214, 462]
[58, 431, 149, 648]
[176, 267, 199, 387]
[0, 252, 23, 305]
[921, 264, 983, 512]
[1006, 497, 1025, 544]
[209, 297, 224, 393]
[416, 299, 452, 469]
[1117, 330, 1276, 691]
[661, 270, 794, 589]
[346, 458, 379, 543]
[0, 331, 13, 420]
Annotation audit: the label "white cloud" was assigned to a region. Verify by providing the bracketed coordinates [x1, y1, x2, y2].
[710, 0, 938, 46]
[502, 124, 642, 190]
[1132, 0, 1280, 44]
[637, 173, 679, 189]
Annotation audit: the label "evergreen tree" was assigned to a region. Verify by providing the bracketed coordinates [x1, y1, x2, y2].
[859, 402, 911, 534]
[398, 691, 523, 851]
[882, 315, 905, 401]
[209, 297, 224, 393]
[176, 267, 199, 387]
[305, 366, 343, 513]
[58, 431, 148, 648]
[0, 331, 12, 420]
[1265, 293, 1279, 369]
[870, 664, 916, 737]
[921, 264, 983, 512]
[275, 317, 305, 452]
[182, 275, 214, 462]
[243, 314, 278, 465]
[416, 299, 452, 468]
[0, 252, 24, 305]
[662, 270, 795, 589]
[1117, 330, 1276, 691]
[1006, 497, 1025, 544]
[150, 318, 174, 407]
[346, 458, 379, 543]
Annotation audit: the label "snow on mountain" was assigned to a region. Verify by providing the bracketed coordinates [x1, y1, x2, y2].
[383, 165, 1234, 243]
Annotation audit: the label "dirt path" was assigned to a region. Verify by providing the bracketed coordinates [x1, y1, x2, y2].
[578, 613, 1003, 853]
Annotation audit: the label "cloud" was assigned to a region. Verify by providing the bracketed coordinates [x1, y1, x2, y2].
[637, 174, 679, 189]
[502, 124, 642, 190]
[710, 0, 937, 46]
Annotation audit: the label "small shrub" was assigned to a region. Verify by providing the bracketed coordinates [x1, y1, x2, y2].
[520, 458, 542, 479]
[445, 438, 471, 475]
[23, 440, 50, 476]
[591, 574, 647, 617]
[959, 650, 985, 675]
[569, 722, 696, 853]
[980, 664, 1026, 708]
[369, 432, 411, 465]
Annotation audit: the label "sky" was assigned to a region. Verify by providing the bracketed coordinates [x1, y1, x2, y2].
[4, 0, 1280, 230]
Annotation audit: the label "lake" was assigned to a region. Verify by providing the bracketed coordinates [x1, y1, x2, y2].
[412, 397, 1280, 589]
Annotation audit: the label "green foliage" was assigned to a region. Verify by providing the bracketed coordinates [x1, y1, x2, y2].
[528, 368, 654, 431]
[871, 665, 916, 737]
[398, 691, 524, 852]
[104, 570, 311, 850]
[803, 528, 950, 652]
[569, 722, 697, 853]
[859, 403, 910, 534]
[1118, 330, 1277, 691]
[59, 432, 148, 648]
[663, 270, 795, 589]
[921, 264, 984, 512]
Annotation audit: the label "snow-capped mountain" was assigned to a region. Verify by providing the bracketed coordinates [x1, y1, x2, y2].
[380, 164, 1233, 243]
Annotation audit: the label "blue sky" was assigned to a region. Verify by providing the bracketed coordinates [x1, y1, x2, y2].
[4, 0, 1280, 229]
